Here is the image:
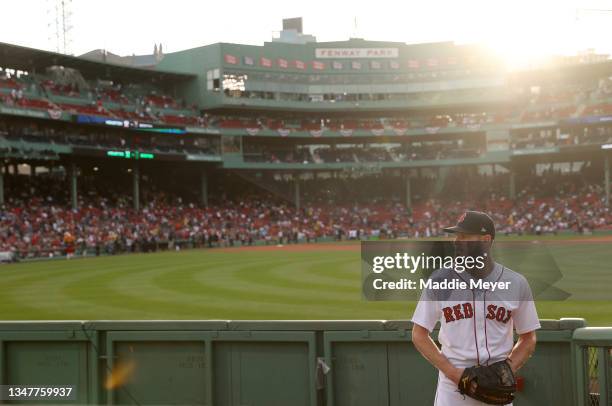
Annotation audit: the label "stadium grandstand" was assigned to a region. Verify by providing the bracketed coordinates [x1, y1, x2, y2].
[1, 27, 611, 261]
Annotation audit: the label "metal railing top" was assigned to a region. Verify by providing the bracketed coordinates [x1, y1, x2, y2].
[573, 327, 612, 345]
[0, 318, 589, 332]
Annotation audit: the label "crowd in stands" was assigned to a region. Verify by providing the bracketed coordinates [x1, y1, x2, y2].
[214, 111, 509, 133]
[0, 71, 206, 127]
[511, 125, 612, 149]
[2, 66, 612, 260]
[3, 78, 612, 154]
[391, 140, 481, 161]
[6, 107, 610, 161]
[520, 105, 577, 122]
[519, 77, 612, 123]
[243, 140, 482, 164]
[3, 67, 612, 137]
[0, 169, 609, 260]
[7, 73, 503, 133]
[526, 77, 612, 106]
[0, 119, 220, 156]
[244, 148, 313, 164]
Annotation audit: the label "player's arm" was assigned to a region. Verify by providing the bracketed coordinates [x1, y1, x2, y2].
[412, 323, 463, 384]
[506, 330, 537, 373]
[507, 277, 540, 373]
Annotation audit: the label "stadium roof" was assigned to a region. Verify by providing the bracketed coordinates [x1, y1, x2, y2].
[79, 48, 163, 68]
[0, 42, 195, 81]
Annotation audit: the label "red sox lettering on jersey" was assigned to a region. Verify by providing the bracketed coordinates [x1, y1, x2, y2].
[442, 303, 513, 324]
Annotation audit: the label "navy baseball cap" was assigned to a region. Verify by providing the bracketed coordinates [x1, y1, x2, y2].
[442, 211, 495, 239]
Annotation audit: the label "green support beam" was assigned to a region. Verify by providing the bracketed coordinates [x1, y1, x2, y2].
[132, 163, 140, 212]
[294, 177, 301, 210]
[509, 171, 516, 199]
[405, 173, 412, 209]
[200, 170, 208, 207]
[0, 168, 4, 205]
[70, 163, 78, 210]
[605, 154, 610, 207]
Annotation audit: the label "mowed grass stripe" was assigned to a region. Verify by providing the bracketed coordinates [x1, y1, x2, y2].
[0, 261, 165, 319]
[225, 256, 359, 293]
[3, 255, 261, 319]
[20, 263, 196, 319]
[4, 253, 261, 319]
[1, 241, 612, 322]
[55, 252, 396, 317]
[155, 255, 408, 319]
[195, 254, 360, 295]
[261, 255, 362, 288]
[59, 257, 302, 319]
[148, 257, 366, 308]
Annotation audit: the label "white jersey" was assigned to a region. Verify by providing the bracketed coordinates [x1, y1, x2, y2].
[411, 262, 540, 406]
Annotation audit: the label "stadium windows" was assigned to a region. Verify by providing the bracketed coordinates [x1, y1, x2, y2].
[206, 69, 221, 92]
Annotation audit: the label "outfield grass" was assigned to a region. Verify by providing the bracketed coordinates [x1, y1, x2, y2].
[1, 238, 611, 325]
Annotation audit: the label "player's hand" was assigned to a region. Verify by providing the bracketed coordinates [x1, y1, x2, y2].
[446, 367, 464, 385]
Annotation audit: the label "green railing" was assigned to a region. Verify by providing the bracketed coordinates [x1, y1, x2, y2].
[0, 319, 609, 405]
[573, 327, 612, 406]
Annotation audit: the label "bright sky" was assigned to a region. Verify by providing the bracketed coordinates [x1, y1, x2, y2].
[1, 0, 611, 66]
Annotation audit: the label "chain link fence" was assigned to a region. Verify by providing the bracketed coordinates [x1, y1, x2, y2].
[587, 347, 600, 406]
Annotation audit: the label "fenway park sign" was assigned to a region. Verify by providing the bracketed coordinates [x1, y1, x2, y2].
[315, 48, 398, 59]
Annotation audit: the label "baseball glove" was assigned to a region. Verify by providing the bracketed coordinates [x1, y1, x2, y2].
[458, 360, 516, 405]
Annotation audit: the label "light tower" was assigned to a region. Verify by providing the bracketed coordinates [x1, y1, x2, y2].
[46, 0, 73, 55]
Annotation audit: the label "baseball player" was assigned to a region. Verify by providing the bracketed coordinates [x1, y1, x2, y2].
[411, 211, 540, 405]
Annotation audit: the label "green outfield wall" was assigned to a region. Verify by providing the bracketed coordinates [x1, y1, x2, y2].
[0, 319, 607, 405]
